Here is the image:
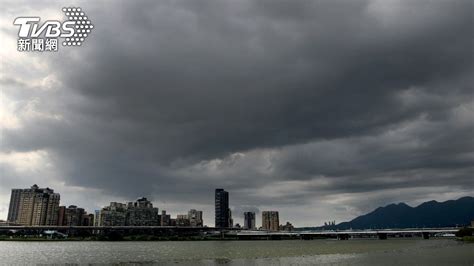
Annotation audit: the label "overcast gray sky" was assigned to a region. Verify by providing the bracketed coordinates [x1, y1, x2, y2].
[0, 0, 473, 227]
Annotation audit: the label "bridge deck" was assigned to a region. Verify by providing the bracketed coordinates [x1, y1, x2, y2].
[0, 226, 459, 235]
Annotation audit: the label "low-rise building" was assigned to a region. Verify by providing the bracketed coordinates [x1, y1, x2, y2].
[279, 221, 294, 231]
[65, 205, 85, 226]
[176, 214, 190, 226]
[82, 213, 94, 226]
[159, 210, 171, 226]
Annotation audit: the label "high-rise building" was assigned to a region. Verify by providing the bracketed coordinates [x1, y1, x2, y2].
[58, 206, 66, 225]
[99, 202, 127, 226]
[215, 188, 229, 228]
[94, 210, 101, 226]
[99, 198, 160, 226]
[244, 212, 256, 229]
[8, 184, 60, 226]
[262, 211, 279, 231]
[188, 209, 203, 227]
[7, 189, 22, 223]
[62, 205, 85, 226]
[228, 208, 233, 228]
[126, 197, 159, 226]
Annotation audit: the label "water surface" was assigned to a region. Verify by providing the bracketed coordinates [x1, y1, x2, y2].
[0, 239, 472, 265]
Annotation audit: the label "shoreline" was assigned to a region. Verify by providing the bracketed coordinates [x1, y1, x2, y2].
[0, 236, 464, 242]
[1, 238, 472, 265]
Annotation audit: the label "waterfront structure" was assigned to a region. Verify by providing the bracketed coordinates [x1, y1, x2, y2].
[244, 212, 256, 229]
[262, 211, 279, 231]
[99, 202, 127, 226]
[188, 209, 203, 227]
[126, 197, 159, 226]
[215, 188, 230, 228]
[7, 184, 60, 226]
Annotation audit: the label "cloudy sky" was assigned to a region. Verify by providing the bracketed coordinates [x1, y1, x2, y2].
[0, 0, 472, 227]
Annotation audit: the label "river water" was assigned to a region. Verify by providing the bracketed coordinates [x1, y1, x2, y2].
[0, 239, 472, 265]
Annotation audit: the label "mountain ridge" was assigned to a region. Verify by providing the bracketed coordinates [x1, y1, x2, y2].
[302, 196, 474, 230]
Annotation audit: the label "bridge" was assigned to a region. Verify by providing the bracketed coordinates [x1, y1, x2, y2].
[0, 225, 237, 239]
[0, 225, 236, 230]
[0, 226, 459, 240]
[236, 229, 459, 240]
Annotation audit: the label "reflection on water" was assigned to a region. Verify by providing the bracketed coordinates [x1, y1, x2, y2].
[0, 239, 472, 265]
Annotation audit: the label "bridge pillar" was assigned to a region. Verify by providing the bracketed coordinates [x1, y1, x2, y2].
[422, 232, 430, 239]
[338, 234, 349, 240]
[377, 233, 387, 240]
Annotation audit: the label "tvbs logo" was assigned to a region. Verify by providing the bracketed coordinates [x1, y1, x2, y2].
[14, 7, 94, 52]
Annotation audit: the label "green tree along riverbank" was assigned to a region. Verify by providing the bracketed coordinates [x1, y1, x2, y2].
[456, 227, 474, 242]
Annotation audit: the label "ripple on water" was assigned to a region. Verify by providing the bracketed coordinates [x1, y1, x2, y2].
[0, 239, 472, 265]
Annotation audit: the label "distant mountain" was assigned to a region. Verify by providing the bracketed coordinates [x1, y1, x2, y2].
[311, 197, 474, 230]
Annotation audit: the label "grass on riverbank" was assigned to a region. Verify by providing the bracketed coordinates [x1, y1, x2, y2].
[461, 236, 474, 242]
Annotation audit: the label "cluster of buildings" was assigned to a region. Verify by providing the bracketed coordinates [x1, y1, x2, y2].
[7, 185, 96, 227]
[215, 188, 294, 231]
[95, 199, 203, 227]
[6, 185, 293, 231]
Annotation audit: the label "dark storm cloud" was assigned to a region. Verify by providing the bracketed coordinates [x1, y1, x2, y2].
[1, 0, 473, 225]
[48, 0, 471, 159]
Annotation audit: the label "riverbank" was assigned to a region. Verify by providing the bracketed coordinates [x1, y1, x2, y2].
[0, 235, 463, 242]
[462, 236, 474, 242]
[0, 235, 239, 241]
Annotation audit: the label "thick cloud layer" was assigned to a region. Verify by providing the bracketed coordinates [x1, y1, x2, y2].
[0, 0, 473, 226]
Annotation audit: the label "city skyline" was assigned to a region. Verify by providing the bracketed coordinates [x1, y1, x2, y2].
[1, 0, 473, 227]
[3, 183, 281, 227]
[5, 184, 472, 229]
[5, 184, 296, 229]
